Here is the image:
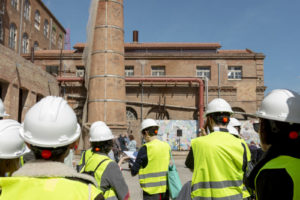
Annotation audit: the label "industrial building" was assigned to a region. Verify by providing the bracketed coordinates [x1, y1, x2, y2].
[0, 0, 264, 149]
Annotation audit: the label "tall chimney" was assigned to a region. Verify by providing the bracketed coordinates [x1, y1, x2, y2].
[133, 30, 139, 43]
[88, 0, 127, 135]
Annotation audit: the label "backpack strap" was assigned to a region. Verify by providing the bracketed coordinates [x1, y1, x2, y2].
[94, 159, 109, 173]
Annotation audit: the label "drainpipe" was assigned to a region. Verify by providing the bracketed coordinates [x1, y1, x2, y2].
[18, 0, 24, 55]
[125, 77, 205, 128]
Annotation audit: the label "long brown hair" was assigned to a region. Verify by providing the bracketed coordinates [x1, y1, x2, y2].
[0, 158, 20, 177]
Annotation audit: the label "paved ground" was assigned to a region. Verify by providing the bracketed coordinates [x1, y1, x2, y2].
[120, 154, 192, 199]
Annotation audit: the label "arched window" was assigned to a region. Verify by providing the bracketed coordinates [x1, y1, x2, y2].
[9, 23, 17, 50]
[147, 107, 169, 120]
[51, 26, 56, 44]
[23, 0, 30, 20]
[34, 10, 40, 30]
[44, 19, 49, 37]
[58, 34, 63, 49]
[33, 41, 39, 50]
[232, 107, 247, 120]
[0, 16, 3, 42]
[126, 107, 138, 121]
[10, 0, 18, 10]
[22, 33, 29, 53]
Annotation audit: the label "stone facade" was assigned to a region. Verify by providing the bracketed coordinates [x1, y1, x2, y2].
[0, 0, 65, 54]
[0, 44, 59, 122]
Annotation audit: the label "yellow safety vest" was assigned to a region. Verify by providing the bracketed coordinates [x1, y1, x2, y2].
[78, 149, 94, 170]
[138, 139, 170, 195]
[81, 153, 118, 200]
[255, 155, 300, 200]
[0, 176, 101, 200]
[191, 131, 246, 200]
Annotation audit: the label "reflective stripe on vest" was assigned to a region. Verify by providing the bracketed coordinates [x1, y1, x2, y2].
[191, 131, 246, 199]
[192, 193, 243, 200]
[0, 177, 101, 200]
[255, 155, 300, 200]
[138, 139, 170, 194]
[82, 153, 118, 200]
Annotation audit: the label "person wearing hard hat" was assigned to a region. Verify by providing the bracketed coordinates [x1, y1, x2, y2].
[130, 118, 170, 200]
[0, 119, 29, 177]
[246, 89, 300, 199]
[0, 96, 103, 200]
[229, 117, 242, 134]
[79, 121, 130, 200]
[185, 98, 251, 200]
[0, 98, 9, 120]
[227, 118, 252, 200]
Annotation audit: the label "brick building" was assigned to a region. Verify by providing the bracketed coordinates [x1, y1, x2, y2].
[23, 37, 266, 147]
[0, 0, 65, 54]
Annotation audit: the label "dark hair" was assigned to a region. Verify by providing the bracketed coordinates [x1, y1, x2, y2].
[142, 126, 158, 136]
[260, 118, 300, 146]
[209, 112, 231, 126]
[129, 135, 134, 141]
[91, 140, 113, 154]
[31, 145, 69, 161]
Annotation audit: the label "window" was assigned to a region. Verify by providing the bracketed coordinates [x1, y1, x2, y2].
[51, 27, 56, 44]
[23, 0, 30, 20]
[0, 16, 3, 42]
[22, 33, 29, 53]
[58, 34, 63, 49]
[33, 41, 39, 50]
[44, 19, 49, 37]
[34, 10, 40, 30]
[46, 66, 58, 75]
[11, 0, 18, 10]
[196, 66, 211, 79]
[9, 23, 17, 50]
[76, 66, 85, 77]
[228, 66, 242, 80]
[151, 66, 165, 76]
[125, 66, 134, 76]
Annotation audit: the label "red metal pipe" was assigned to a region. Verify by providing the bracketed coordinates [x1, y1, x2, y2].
[56, 77, 84, 82]
[125, 77, 204, 129]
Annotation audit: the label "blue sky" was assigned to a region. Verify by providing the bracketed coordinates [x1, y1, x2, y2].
[43, 0, 300, 94]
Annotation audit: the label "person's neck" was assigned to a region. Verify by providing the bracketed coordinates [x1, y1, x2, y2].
[146, 136, 157, 143]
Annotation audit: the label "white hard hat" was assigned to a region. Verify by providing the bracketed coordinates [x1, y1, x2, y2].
[0, 98, 9, 117]
[140, 119, 158, 132]
[205, 98, 233, 116]
[0, 119, 30, 159]
[256, 89, 300, 124]
[229, 118, 241, 127]
[227, 125, 239, 137]
[20, 96, 81, 148]
[89, 121, 114, 142]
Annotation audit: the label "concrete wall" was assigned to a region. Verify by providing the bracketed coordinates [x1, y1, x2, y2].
[0, 44, 59, 121]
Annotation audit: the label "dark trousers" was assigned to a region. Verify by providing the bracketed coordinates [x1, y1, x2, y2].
[143, 191, 169, 200]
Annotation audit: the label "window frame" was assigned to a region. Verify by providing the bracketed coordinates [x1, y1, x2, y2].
[21, 32, 29, 54]
[51, 26, 56, 44]
[23, 0, 31, 21]
[151, 66, 165, 77]
[43, 19, 49, 38]
[125, 66, 134, 77]
[9, 23, 17, 50]
[227, 66, 242, 80]
[10, 0, 18, 10]
[34, 10, 40, 30]
[196, 66, 211, 80]
[46, 65, 59, 76]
